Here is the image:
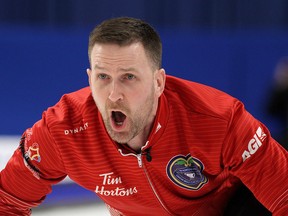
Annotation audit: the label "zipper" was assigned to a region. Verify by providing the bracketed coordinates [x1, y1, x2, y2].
[136, 154, 143, 168]
[118, 141, 150, 168]
[118, 149, 143, 168]
[142, 159, 174, 216]
[118, 148, 173, 215]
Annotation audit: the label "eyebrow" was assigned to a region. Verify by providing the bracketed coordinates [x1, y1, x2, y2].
[94, 64, 106, 71]
[94, 64, 139, 73]
[118, 67, 139, 73]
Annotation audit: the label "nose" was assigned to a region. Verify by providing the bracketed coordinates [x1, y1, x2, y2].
[108, 81, 123, 102]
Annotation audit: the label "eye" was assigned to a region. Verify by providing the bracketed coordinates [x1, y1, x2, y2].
[98, 74, 109, 80]
[124, 74, 136, 80]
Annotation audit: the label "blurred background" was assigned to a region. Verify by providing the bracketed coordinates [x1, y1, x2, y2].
[1, 0, 288, 215]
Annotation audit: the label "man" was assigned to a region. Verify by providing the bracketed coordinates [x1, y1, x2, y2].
[0, 17, 287, 215]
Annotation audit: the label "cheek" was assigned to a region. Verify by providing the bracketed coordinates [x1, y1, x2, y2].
[132, 85, 155, 105]
[91, 84, 107, 107]
[129, 86, 148, 101]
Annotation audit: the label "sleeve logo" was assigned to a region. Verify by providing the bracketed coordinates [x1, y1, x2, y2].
[19, 135, 41, 180]
[166, 154, 208, 190]
[26, 143, 41, 163]
[242, 126, 267, 162]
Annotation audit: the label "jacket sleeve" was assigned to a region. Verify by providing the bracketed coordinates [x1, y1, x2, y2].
[0, 116, 67, 215]
[222, 101, 288, 215]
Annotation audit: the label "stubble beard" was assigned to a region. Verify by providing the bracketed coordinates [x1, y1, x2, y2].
[106, 91, 155, 144]
[94, 88, 156, 144]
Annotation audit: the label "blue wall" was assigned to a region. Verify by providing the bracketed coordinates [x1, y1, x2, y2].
[1, 0, 288, 29]
[1, 25, 288, 136]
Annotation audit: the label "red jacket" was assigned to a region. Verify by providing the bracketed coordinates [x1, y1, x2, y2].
[1, 76, 287, 215]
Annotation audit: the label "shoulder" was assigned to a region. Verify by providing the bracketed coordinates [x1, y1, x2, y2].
[43, 87, 95, 127]
[164, 75, 240, 121]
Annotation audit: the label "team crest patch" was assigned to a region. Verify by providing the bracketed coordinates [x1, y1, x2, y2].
[19, 136, 41, 179]
[27, 143, 41, 163]
[166, 154, 208, 190]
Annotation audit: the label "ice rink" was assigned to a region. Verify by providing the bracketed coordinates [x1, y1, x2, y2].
[32, 203, 110, 216]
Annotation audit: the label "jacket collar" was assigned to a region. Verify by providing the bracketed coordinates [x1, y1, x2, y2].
[142, 93, 169, 151]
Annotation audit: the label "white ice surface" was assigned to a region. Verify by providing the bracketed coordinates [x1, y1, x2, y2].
[32, 203, 110, 216]
[0, 135, 20, 170]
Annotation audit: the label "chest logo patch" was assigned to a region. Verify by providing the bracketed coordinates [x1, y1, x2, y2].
[166, 154, 208, 190]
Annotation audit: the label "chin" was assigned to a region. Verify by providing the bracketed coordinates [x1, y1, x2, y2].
[109, 131, 132, 144]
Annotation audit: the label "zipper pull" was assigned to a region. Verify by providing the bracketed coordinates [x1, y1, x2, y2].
[136, 154, 142, 168]
[144, 148, 152, 162]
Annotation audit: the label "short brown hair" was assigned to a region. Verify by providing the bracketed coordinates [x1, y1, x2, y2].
[88, 17, 162, 70]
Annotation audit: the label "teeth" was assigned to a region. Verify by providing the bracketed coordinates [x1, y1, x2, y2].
[115, 122, 123, 126]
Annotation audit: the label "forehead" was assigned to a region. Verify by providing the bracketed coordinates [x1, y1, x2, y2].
[91, 42, 148, 63]
[90, 43, 155, 73]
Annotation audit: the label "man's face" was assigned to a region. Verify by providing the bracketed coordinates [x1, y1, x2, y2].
[87, 42, 165, 145]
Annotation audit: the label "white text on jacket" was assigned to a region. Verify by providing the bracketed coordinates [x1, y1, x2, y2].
[95, 172, 138, 196]
[242, 126, 267, 162]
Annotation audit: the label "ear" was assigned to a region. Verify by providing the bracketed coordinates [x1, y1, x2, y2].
[87, 68, 92, 86]
[155, 68, 166, 97]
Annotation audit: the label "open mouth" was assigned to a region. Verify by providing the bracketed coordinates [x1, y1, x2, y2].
[112, 111, 127, 126]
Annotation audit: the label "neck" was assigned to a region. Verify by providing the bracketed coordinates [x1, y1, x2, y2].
[127, 116, 156, 152]
[126, 124, 152, 152]
[127, 97, 160, 152]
